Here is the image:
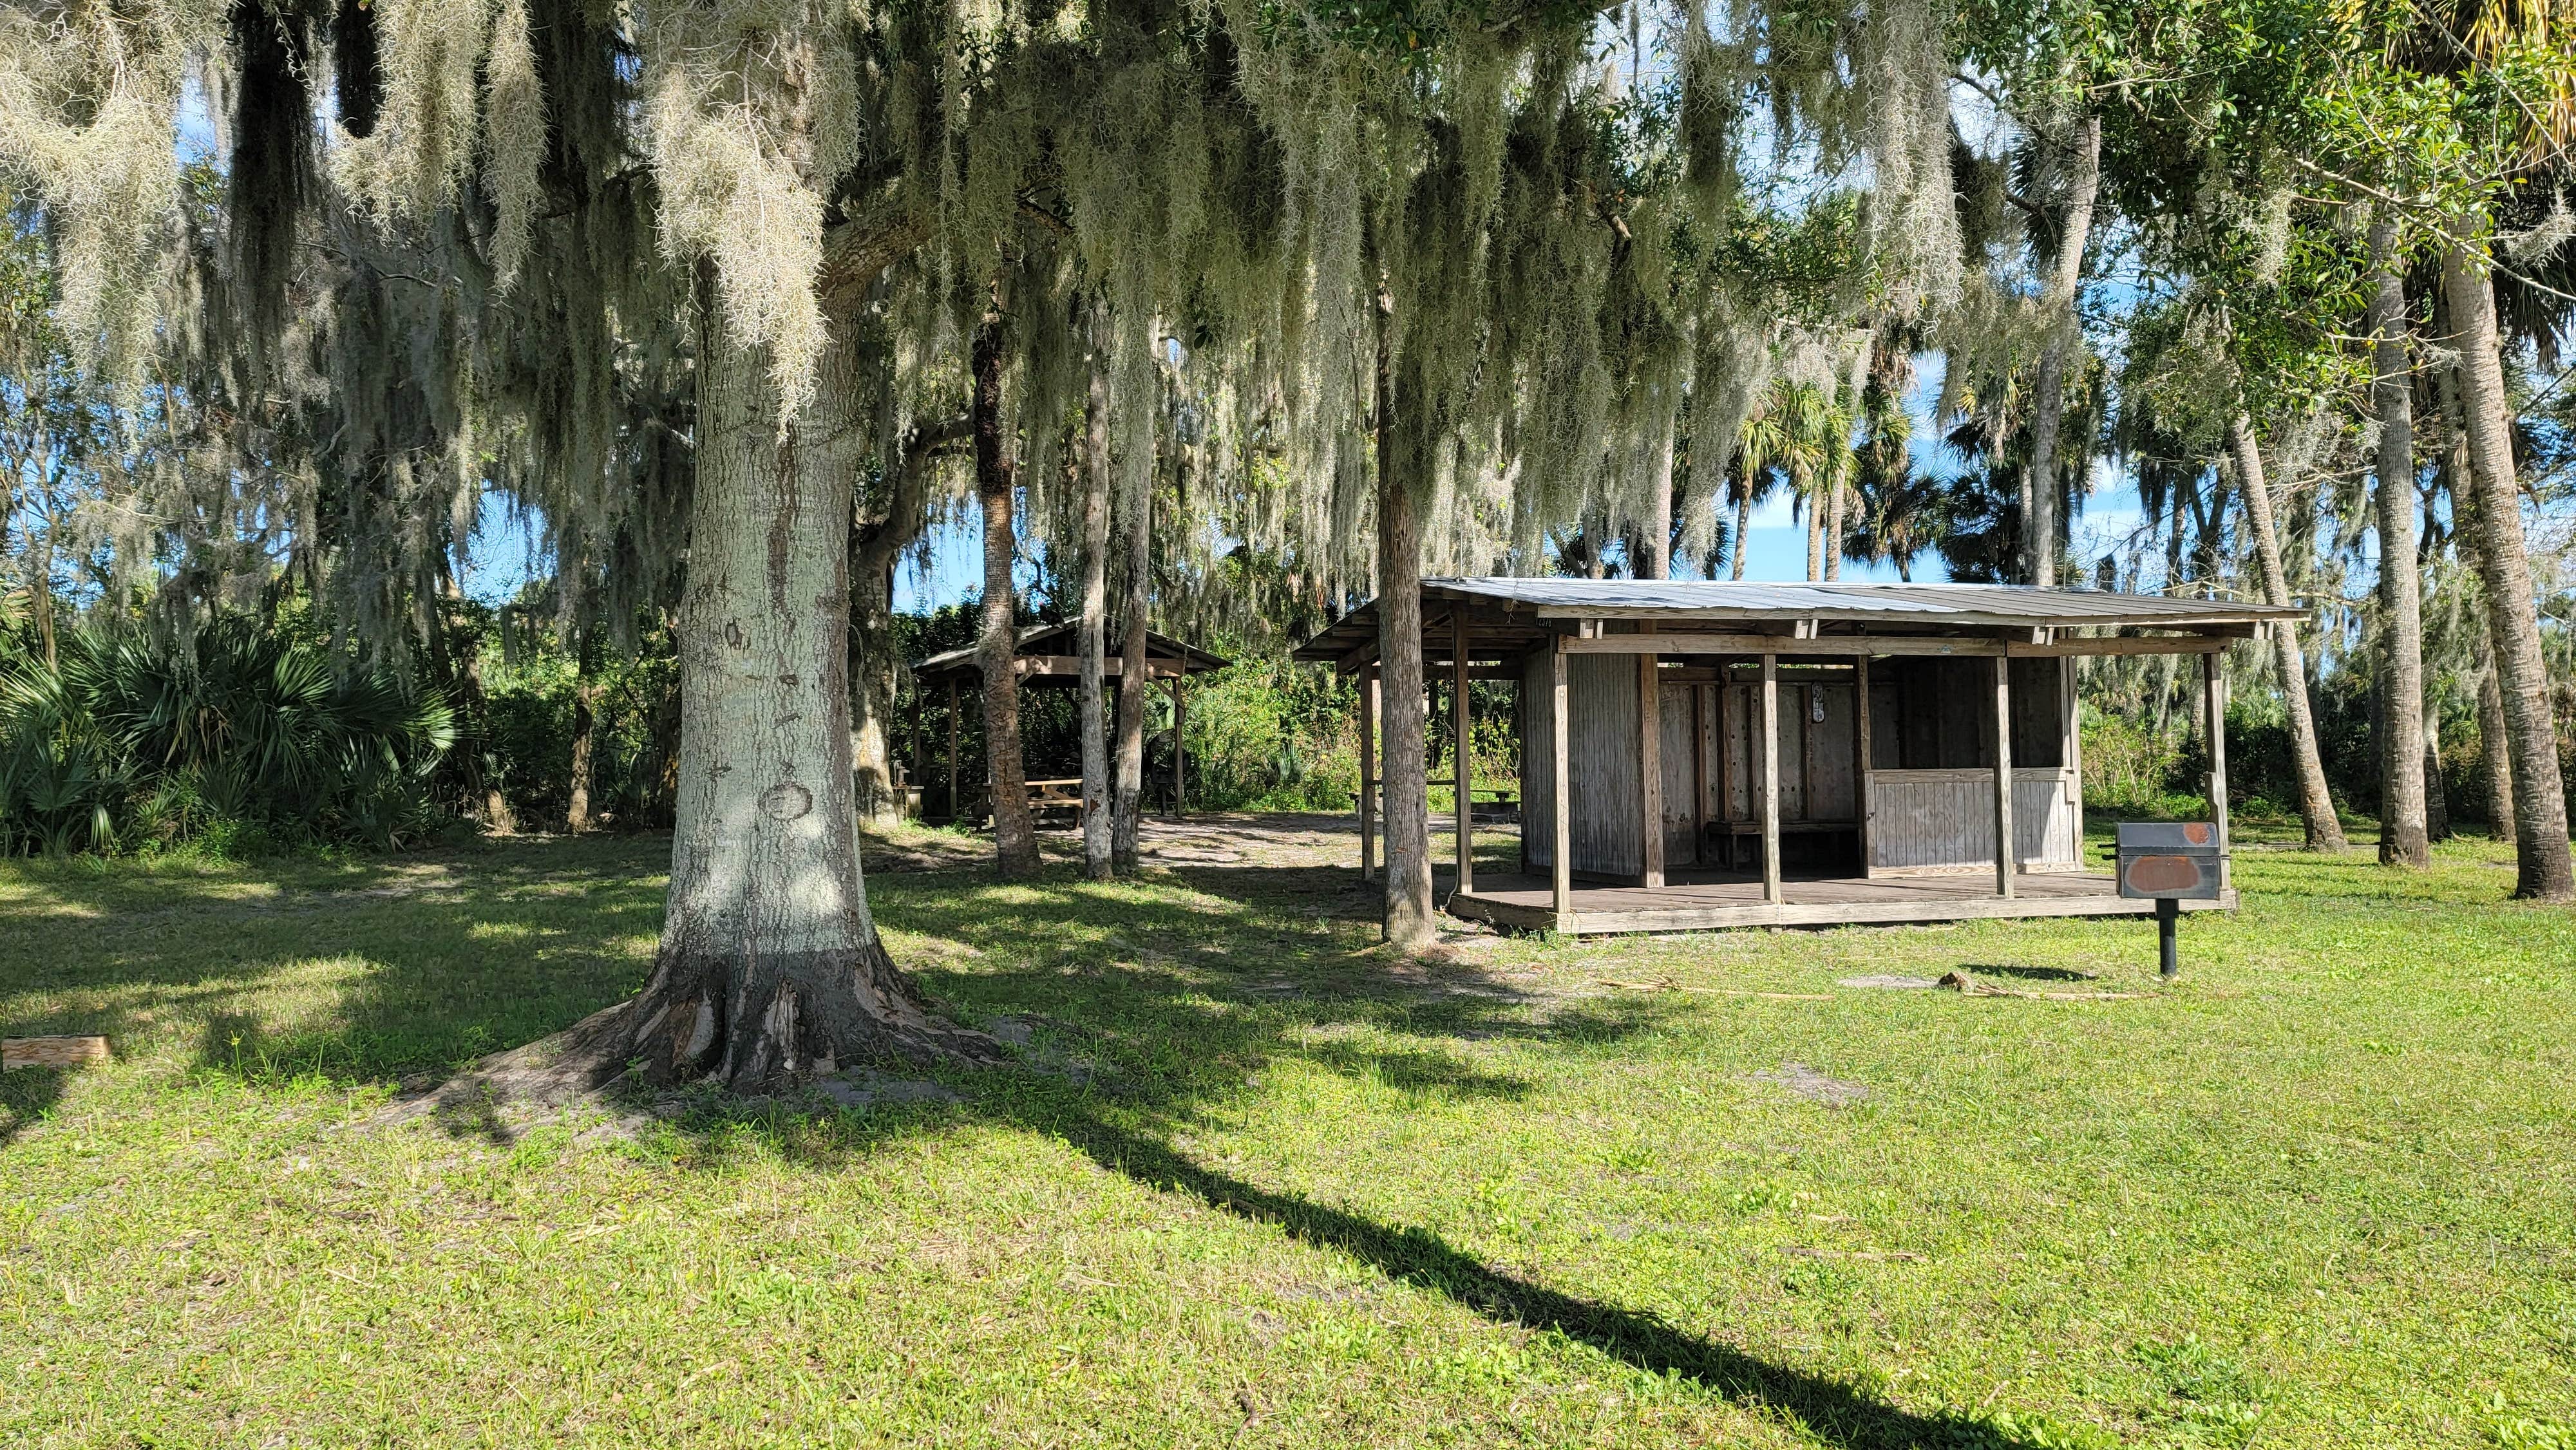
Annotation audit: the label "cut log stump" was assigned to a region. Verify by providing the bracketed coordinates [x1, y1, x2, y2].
[3, 1036, 111, 1070]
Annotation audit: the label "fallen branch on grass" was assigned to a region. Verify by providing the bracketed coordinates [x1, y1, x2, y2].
[1597, 979, 1832, 1001]
[1936, 970, 2146, 1001]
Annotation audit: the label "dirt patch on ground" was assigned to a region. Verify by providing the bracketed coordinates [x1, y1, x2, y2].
[1751, 1062, 1871, 1107]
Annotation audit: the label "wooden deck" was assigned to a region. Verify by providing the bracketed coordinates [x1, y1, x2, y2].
[1446, 868, 2233, 935]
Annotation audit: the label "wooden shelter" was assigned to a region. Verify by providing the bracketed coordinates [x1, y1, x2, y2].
[1293, 578, 2300, 936]
[910, 624, 1229, 822]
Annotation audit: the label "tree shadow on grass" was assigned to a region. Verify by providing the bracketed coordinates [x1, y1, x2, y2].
[973, 1086, 2035, 1450]
[4, 834, 2047, 1447]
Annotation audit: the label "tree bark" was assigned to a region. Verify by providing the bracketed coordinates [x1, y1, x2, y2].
[1078, 335, 1113, 881]
[1640, 409, 1675, 580]
[2023, 115, 2101, 588]
[974, 304, 1041, 878]
[1376, 291, 1435, 950]
[621, 303, 983, 1088]
[1730, 471, 1754, 580]
[847, 557, 901, 824]
[1111, 410, 1151, 872]
[2227, 413, 2348, 852]
[851, 416, 968, 825]
[1822, 453, 1848, 581]
[2477, 654, 2516, 841]
[2367, 220, 2429, 867]
[565, 639, 600, 833]
[2443, 240, 2573, 898]
[2423, 700, 2451, 844]
[1803, 476, 1823, 581]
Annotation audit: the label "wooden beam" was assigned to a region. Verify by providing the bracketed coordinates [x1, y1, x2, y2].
[2004, 634, 2239, 657]
[1551, 639, 1571, 921]
[1562, 632, 2006, 657]
[1359, 674, 1378, 881]
[3, 1035, 109, 1070]
[945, 677, 960, 824]
[1854, 655, 1873, 878]
[1760, 655, 1782, 905]
[1012, 655, 1184, 678]
[2204, 652, 2230, 891]
[1993, 655, 2016, 899]
[1530, 605, 2284, 630]
[1454, 611, 1473, 894]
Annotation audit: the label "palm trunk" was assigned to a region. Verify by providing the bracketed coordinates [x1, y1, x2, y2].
[2477, 655, 2515, 841]
[1803, 476, 1823, 581]
[2443, 240, 2573, 898]
[974, 306, 1040, 878]
[1640, 410, 1675, 580]
[2423, 701, 2451, 843]
[2227, 413, 2348, 852]
[1822, 456, 1848, 581]
[1377, 292, 1435, 950]
[622, 305, 980, 1087]
[2023, 116, 2101, 588]
[2367, 220, 2428, 867]
[1111, 416, 1151, 872]
[1730, 472, 1754, 580]
[1078, 339, 1113, 881]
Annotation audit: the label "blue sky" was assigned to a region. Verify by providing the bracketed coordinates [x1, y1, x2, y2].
[461, 353, 2174, 612]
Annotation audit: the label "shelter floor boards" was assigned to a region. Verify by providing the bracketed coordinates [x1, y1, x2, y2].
[1446, 869, 2233, 935]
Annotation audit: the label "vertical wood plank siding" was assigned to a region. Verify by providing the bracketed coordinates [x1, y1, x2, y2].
[1568, 653, 1644, 878]
[1866, 769, 2082, 871]
[1660, 683, 1700, 865]
[1520, 652, 1555, 869]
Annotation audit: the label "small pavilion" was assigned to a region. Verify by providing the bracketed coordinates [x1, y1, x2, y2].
[910, 623, 1230, 823]
[1293, 578, 2300, 936]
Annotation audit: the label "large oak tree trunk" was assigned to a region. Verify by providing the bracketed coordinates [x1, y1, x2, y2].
[1079, 341, 1113, 881]
[623, 312, 981, 1087]
[974, 307, 1040, 878]
[2023, 116, 2100, 588]
[2443, 241, 2573, 898]
[1111, 420, 1150, 871]
[2367, 221, 2429, 867]
[1376, 299, 1435, 950]
[2228, 413, 2348, 853]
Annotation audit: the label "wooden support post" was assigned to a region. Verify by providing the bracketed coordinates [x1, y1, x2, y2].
[1638, 652, 1664, 889]
[2204, 652, 2230, 890]
[945, 677, 960, 824]
[1759, 654, 1782, 905]
[1170, 674, 1186, 816]
[909, 691, 923, 820]
[1993, 654, 2016, 898]
[1853, 654, 1873, 877]
[1454, 612, 1473, 894]
[1359, 672, 1378, 881]
[1551, 639, 1571, 923]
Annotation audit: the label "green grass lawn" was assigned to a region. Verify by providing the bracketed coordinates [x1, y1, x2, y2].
[3, 822, 2573, 1448]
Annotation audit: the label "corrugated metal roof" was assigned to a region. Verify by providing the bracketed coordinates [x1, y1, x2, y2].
[1291, 577, 2298, 663]
[1421, 577, 2301, 625]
